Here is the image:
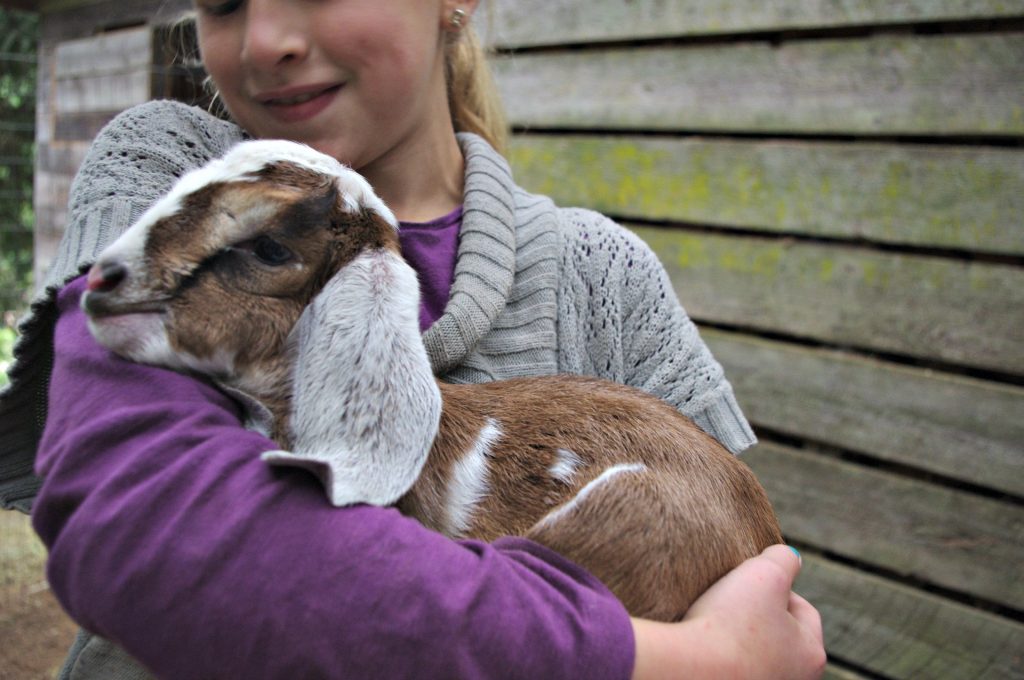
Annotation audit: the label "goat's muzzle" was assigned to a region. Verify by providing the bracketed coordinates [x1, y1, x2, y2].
[81, 261, 169, 320]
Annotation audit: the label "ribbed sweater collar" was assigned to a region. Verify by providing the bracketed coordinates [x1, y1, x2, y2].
[421, 133, 517, 374]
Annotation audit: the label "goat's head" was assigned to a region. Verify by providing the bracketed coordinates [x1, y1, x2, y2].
[82, 140, 399, 392]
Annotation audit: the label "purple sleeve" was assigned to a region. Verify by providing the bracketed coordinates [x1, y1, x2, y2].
[33, 276, 635, 679]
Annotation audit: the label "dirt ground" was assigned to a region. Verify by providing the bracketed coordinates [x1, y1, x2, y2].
[1, 511, 78, 679]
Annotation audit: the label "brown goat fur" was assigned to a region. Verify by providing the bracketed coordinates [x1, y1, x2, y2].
[402, 376, 782, 620]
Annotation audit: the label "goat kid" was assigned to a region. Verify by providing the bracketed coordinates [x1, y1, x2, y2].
[82, 140, 783, 621]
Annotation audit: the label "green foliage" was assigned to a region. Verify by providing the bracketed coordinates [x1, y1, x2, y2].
[0, 324, 15, 387]
[0, 7, 37, 385]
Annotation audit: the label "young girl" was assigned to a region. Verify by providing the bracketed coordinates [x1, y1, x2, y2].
[1, 1, 825, 677]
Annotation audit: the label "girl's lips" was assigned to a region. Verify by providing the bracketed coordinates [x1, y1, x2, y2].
[260, 84, 343, 124]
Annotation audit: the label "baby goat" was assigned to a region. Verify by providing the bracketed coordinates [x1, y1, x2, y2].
[82, 140, 783, 621]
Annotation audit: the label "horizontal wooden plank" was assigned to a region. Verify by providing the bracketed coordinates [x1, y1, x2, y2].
[39, 0, 188, 44]
[53, 26, 150, 78]
[704, 329, 1024, 497]
[634, 228, 1024, 374]
[55, 71, 149, 115]
[797, 553, 1024, 679]
[486, 0, 1024, 47]
[746, 442, 1024, 610]
[492, 33, 1024, 136]
[508, 135, 1024, 255]
[53, 110, 121, 141]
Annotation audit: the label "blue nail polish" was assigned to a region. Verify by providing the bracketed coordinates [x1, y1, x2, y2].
[788, 545, 802, 562]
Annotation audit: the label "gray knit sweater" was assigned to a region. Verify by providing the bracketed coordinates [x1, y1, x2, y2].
[0, 99, 755, 512]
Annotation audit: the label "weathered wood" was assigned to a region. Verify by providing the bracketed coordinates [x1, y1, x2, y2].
[39, 0, 189, 42]
[486, 0, 1024, 48]
[746, 442, 1024, 610]
[508, 135, 1024, 255]
[32, 142, 88, 284]
[52, 26, 150, 79]
[53, 27, 151, 115]
[797, 553, 1024, 679]
[703, 329, 1024, 498]
[634, 227, 1024, 374]
[54, 72, 150, 116]
[53, 110, 120, 141]
[492, 34, 1024, 136]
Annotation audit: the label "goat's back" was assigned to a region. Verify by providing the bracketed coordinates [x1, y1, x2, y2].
[401, 375, 782, 621]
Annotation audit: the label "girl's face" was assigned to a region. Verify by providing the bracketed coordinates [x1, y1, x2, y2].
[195, 0, 462, 172]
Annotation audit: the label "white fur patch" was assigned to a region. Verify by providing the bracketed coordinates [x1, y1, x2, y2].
[84, 312, 165, 362]
[445, 419, 500, 536]
[101, 139, 397, 273]
[549, 448, 583, 483]
[214, 140, 397, 227]
[86, 311, 238, 381]
[537, 463, 647, 529]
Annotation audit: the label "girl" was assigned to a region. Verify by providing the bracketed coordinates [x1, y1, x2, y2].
[2, 1, 825, 677]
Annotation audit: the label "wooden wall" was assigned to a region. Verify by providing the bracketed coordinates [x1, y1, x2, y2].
[485, 2, 1024, 678]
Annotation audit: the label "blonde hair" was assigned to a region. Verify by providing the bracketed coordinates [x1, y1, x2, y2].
[446, 26, 509, 155]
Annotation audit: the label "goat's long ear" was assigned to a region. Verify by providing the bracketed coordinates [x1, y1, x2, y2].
[261, 248, 441, 508]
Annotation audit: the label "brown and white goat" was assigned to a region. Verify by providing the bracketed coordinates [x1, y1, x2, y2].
[82, 140, 783, 621]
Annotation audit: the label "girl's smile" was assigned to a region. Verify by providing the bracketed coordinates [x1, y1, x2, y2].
[255, 82, 345, 124]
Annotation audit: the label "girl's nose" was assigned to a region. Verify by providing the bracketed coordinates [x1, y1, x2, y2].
[240, 0, 310, 69]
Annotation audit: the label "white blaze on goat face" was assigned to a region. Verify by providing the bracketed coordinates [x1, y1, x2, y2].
[211, 140, 397, 227]
[140, 140, 395, 243]
[84, 139, 401, 382]
[99, 139, 397, 273]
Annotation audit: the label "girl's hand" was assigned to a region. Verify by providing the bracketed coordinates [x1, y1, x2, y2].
[631, 545, 826, 679]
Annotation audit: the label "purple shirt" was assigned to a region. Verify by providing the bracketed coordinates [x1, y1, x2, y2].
[32, 277, 634, 679]
[399, 206, 462, 332]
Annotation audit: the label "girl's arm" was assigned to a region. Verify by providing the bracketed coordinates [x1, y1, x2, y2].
[33, 276, 636, 679]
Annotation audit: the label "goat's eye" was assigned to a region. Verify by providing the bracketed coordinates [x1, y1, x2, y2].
[252, 236, 294, 266]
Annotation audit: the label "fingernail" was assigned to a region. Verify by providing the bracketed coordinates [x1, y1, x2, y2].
[788, 545, 802, 564]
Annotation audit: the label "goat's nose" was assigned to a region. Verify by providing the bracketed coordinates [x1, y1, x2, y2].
[86, 261, 127, 293]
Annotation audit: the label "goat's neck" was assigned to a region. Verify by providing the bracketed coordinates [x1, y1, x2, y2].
[266, 247, 442, 508]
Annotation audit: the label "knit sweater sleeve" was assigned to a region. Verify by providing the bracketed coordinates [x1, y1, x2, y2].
[556, 209, 757, 454]
[32, 277, 636, 679]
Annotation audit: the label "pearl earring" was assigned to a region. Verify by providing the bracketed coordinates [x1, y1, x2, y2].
[450, 8, 467, 28]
